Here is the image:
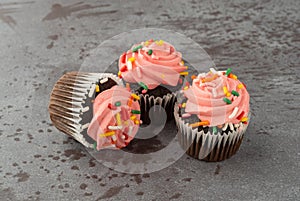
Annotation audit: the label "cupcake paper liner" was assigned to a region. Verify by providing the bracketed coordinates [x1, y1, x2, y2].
[138, 93, 177, 125]
[174, 104, 249, 162]
[48, 72, 123, 148]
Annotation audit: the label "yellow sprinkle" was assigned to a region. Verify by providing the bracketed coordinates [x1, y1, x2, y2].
[241, 117, 248, 122]
[185, 66, 188, 69]
[128, 57, 135, 62]
[131, 93, 140, 100]
[226, 92, 231, 97]
[230, 74, 238, 80]
[130, 115, 136, 120]
[223, 86, 228, 95]
[144, 41, 149, 46]
[118, 71, 122, 77]
[161, 74, 165, 78]
[181, 103, 186, 108]
[135, 120, 140, 125]
[183, 86, 189, 90]
[180, 60, 184, 65]
[99, 131, 115, 138]
[116, 113, 122, 126]
[180, 72, 189, 76]
[155, 40, 164, 45]
[95, 85, 100, 92]
[238, 84, 244, 89]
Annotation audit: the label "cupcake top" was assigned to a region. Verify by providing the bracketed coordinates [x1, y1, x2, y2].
[87, 85, 141, 150]
[118, 39, 188, 90]
[183, 68, 250, 127]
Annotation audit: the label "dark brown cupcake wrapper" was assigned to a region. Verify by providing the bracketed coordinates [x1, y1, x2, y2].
[174, 104, 249, 162]
[138, 93, 177, 125]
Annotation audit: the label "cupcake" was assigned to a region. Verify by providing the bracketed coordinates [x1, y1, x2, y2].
[48, 72, 130, 148]
[87, 85, 141, 150]
[118, 39, 188, 124]
[174, 68, 250, 161]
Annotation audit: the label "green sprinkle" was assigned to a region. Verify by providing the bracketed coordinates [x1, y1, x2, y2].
[223, 97, 232, 104]
[231, 90, 239, 96]
[115, 101, 121, 107]
[213, 126, 217, 134]
[138, 82, 148, 90]
[147, 49, 153, 55]
[131, 110, 141, 114]
[225, 68, 232, 76]
[93, 142, 97, 150]
[132, 45, 143, 52]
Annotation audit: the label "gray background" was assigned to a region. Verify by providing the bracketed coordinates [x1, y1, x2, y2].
[0, 0, 299, 200]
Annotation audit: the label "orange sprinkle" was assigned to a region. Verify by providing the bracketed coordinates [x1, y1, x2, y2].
[127, 98, 133, 107]
[203, 74, 218, 83]
[229, 73, 237, 80]
[191, 75, 197, 80]
[189, 121, 210, 128]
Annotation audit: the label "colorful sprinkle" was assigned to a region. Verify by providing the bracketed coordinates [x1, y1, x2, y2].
[132, 45, 143, 52]
[108, 125, 123, 130]
[238, 84, 244, 89]
[128, 57, 135, 62]
[179, 60, 184, 66]
[181, 113, 191, 118]
[180, 72, 189, 76]
[161, 74, 165, 78]
[191, 75, 197, 80]
[189, 120, 210, 128]
[99, 131, 115, 138]
[120, 65, 127, 72]
[236, 111, 245, 120]
[131, 110, 141, 114]
[229, 107, 239, 119]
[118, 71, 122, 78]
[126, 83, 130, 91]
[127, 61, 132, 70]
[127, 98, 133, 107]
[144, 41, 149, 46]
[155, 40, 164, 45]
[138, 82, 148, 90]
[95, 85, 100, 92]
[147, 49, 153, 55]
[223, 86, 228, 95]
[241, 117, 248, 122]
[223, 97, 232, 104]
[93, 142, 97, 150]
[116, 113, 122, 125]
[229, 73, 238, 80]
[108, 103, 116, 110]
[225, 68, 232, 76]
[100, 77, 108, 84]
[130, 115, 136, 120]
[131, 93, 140, 100]
[213, 126, 217, 134]
[134, 120, 140, 125]
[183, 86, 189, 90]
[142, 89, 147, 94]
[181, 103, 186, 108]
[114, 101, 121, 107]
[231, 90, 239, 96]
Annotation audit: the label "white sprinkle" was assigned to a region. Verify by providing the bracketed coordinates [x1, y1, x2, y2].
[210, 68, 217, 74]
[182, 113, 191, 118]
[212, 88, 217, 98]
[222, 123, 228, 131]
[136, 66, 142, 78]
[102, 144, 116, 149]
[229, 123, 234, 131]
[121, 135, 126, 139]
[132, 52, 135, 57]
[88, 84, 96, 97]
[81, 123, 90, 130]
[127, 61, 132, 70]
[108, 125, 123, 130]
[100, 77, 108, 84]
[81, 106, 89, 113]
[229, 107, 239, 119]
[111, 135, 117, 141]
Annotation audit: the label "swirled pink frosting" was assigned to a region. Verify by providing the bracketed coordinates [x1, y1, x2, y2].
[87, 86, 140, 150]
[184, 71, 250, 126]
[118, 40, 187, 89]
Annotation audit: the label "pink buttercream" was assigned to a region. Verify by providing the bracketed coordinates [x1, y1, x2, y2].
[184, 71, 250, 126]
[87, 86, 140, 150]
[119, 40, 187, 89]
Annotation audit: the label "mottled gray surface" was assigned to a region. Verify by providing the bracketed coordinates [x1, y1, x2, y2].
[1, 0, 299, 201]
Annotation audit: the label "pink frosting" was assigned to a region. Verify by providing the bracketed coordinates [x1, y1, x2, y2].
[87, 86, 140, 150]
[118, 40, 187, 89]
[184, 71, 250, 126]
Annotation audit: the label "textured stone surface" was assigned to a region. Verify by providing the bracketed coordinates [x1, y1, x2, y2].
[0, 0, 299, 200]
